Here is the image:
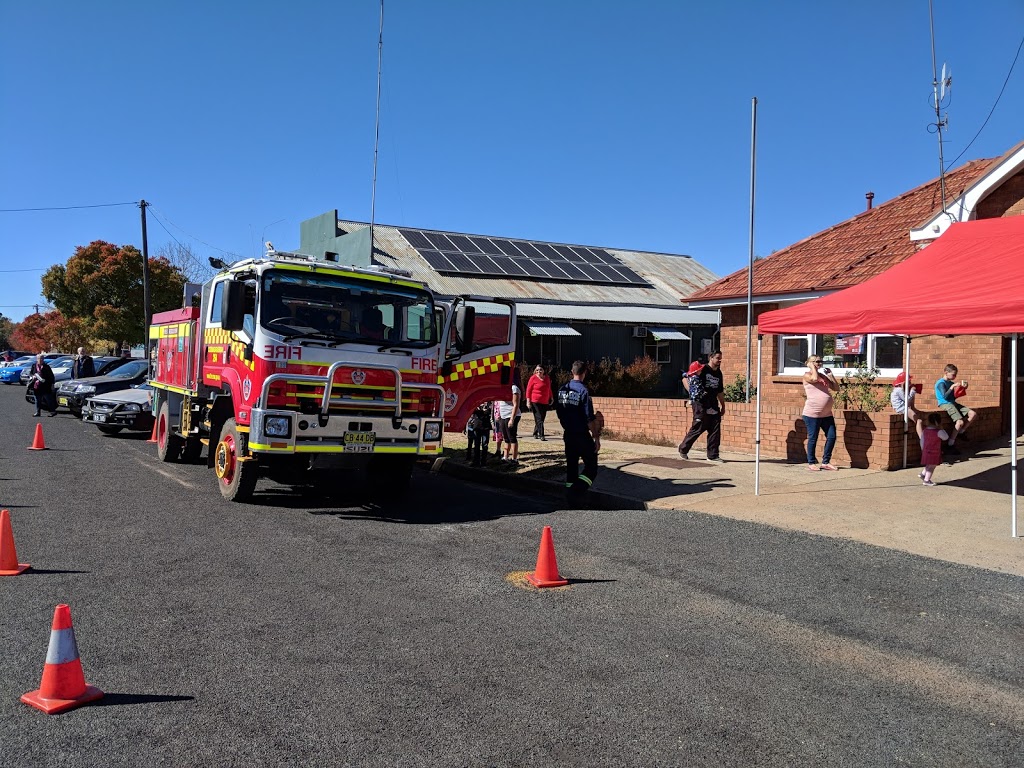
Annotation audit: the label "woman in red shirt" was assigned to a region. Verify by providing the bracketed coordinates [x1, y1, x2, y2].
[525, 365, 554, 440]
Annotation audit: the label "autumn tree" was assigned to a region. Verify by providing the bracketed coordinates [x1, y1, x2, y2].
[11, 311, 57, 352]
[0, 313, 14, 349]
[41, 240, 186, 346]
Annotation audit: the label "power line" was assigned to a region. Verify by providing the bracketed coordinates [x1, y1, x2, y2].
[0, 201, 137, 213]
[944, 31, 1024, 171]
[0, 268, 46, 273]
[146, 205, 244, 258]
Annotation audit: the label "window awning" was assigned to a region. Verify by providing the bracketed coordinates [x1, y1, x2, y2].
[524, 321, 581, 337]
[649, 328, 690, 341]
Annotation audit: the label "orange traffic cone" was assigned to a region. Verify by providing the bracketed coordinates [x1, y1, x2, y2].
[27, 423, 47, 451]
[0, 509, 29, 575]
[526, 525, 569, 588]
[147, 419, 158, 444]
[21, 605, 103, 714]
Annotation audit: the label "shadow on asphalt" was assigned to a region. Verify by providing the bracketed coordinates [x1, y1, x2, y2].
[21, 568, 91, 575]
[92, 693, 195, 707]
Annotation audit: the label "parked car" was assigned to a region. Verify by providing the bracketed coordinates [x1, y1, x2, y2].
[49, 357, 76, 383]
[18, 353, 70, 384]
[51, 359, 150, 415]
[1, 351, 33, 367]
[82, 381, 155, 435]
[0, 356, 35, 383]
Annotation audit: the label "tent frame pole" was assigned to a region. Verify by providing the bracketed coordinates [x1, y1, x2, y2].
[903, 337, 912, 469]
[1013, 333, 1018, 538]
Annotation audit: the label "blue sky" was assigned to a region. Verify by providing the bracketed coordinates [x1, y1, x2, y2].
[1, 1, 1022, 323]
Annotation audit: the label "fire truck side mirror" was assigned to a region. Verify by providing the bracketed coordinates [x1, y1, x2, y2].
[221, 281, 247, 331]
[455, 305, 475, 352]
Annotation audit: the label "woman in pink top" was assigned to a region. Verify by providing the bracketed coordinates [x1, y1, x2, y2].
[802, 355, 840, 471]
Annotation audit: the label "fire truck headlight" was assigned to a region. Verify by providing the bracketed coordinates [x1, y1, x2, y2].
[264, 416, 292, 438]
[423, 421, 441, 441]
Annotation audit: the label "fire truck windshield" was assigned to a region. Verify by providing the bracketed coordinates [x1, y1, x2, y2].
[259, 270, 437, 348]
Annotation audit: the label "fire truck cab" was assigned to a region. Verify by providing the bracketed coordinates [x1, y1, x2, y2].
[149, 249, 516, 502]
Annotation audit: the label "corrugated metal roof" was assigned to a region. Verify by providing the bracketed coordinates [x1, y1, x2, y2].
[515, 302, 718, 325]
[523, 321, 581, 337]
[649, 328, 690, 340]
[341, 220, 720, 307]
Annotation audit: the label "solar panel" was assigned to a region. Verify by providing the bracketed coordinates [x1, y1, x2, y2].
[398, 230, 649, 286]
[400, 229, 434, 250]
[447, 234, 480, 253]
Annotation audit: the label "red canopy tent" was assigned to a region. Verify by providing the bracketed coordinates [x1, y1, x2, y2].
[753, 216, 1024, 535]
[758, 216, 1024, 335]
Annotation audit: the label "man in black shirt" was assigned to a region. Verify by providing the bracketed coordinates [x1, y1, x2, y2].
[678, 351, 726, 462]
[555, 360, 602, 503]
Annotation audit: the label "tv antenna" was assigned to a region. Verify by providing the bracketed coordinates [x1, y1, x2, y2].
[928, 0, 953, 213]
[369, 0, 384, 263]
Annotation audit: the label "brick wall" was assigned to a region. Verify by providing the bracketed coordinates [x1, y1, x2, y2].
[717, 306, 1006, 410]
[977, 172, 1024, 218]
[593, 396, 1004, 470]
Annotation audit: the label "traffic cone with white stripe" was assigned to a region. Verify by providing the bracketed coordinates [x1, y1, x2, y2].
[0, 509, 30, 575]
[21, 604, 103, 714]
[526, 525, 569, 588]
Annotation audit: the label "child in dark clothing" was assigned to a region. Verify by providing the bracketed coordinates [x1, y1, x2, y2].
[466, 402, 492, 467]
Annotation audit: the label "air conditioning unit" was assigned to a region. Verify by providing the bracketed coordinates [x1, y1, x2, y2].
[633, 326, 648, 338]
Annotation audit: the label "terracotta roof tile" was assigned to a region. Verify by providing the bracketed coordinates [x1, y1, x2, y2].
[686, 158, 996, 302]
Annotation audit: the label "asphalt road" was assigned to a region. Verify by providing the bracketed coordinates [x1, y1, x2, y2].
[1, 383, 1023, 767]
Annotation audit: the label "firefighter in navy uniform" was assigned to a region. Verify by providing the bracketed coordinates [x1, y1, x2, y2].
[555, 360, 601, 503]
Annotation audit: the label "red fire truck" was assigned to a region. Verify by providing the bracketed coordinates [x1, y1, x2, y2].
[149, 249, 516, 501]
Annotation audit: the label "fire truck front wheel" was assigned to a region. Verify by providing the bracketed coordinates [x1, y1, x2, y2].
[157, 401, 184, 462]
[214, 418, 258, 502]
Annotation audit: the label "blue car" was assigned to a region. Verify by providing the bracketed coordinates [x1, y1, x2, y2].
[0, 356, 35, 384]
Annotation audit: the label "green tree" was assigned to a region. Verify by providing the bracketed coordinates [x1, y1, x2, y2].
[41, 240, 186, 346]
[0, 313, 14, 349]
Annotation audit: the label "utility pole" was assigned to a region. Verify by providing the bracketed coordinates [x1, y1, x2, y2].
[140, 200, 151, 361]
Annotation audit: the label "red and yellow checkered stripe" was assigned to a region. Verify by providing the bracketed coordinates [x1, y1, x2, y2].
[203, 327, 255, 371]
[437, 352, 515, 383]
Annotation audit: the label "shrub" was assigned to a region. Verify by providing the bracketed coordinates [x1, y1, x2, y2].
[723, 375, 757, 403]
[832, 365, 890, 412]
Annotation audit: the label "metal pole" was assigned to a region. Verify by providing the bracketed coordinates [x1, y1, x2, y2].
[369, 0, 384, 263]
[140, 200, 151, 362]
[903, 336, 911, 469]
[745, 97, 757, 402]
[1012, 333, 1018, 537]
[755, 334, 762, 495]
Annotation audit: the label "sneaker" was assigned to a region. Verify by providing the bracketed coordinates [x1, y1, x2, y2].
[33, 412, 41, 417]
[706, 456, 725, 463]
[922, 480, 936, 486]
[678, 447, 689, 460]
[48, 412, 56, 417]
[919, 471, 926, 480]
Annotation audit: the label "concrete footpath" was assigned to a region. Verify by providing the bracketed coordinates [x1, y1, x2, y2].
[436, 426, 1024, 577]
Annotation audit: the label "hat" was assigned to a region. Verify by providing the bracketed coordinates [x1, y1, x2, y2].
[893, 371, 911, 386]
[686, 361, 704, 376]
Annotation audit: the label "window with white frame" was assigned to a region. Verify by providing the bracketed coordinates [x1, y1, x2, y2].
[644, 338, 671, 364]
[777, 334, 904, 376]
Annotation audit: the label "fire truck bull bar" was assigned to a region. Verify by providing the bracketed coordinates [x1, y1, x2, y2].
[257, 361, 446, 422]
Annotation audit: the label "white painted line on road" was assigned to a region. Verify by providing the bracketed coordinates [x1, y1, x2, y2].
[134, 456, 201, 490]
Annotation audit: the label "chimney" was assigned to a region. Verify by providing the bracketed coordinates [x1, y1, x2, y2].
[865, 191, 875, 210]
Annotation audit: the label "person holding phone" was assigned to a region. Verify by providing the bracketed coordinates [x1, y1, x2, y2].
[802, 355, 840, 470]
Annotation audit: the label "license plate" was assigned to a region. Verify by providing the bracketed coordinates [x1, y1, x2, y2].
[58, 397, 68, 406]
[95, 414, 106, 423]
[343, 431, 375, 452]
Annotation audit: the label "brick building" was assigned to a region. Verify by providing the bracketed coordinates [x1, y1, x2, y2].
[681, 141, 1024, 465]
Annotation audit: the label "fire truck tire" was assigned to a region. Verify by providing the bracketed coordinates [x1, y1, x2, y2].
[214, 418, 258, 502]
[156, 401, 184, 462]
[181, 437, 204, 463]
